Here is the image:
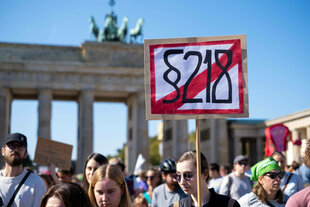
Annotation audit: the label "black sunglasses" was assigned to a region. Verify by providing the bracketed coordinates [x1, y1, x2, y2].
[7, 143, 25, 150]
[238, 161, 248, 166]
[264, 172, 284, 180]
[173, 172, 194, 182]
[146, 176, 155, 180]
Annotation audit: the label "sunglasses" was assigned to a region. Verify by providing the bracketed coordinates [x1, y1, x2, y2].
[264, 172, 285, 180]
[146, 176, 155, 180]
[173, 172, 194, 182]
[238, 161, 248, 166]
[7, 143, 25, 151]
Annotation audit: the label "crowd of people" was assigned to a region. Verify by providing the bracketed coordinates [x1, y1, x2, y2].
[1, 132, 310, 207]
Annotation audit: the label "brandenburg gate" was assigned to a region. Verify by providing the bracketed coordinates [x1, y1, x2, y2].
[2, 41, 309, 172]
[0, 41, 188, 172]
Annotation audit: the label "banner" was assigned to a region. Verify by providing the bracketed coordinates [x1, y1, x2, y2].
[265, 124, 301, 156]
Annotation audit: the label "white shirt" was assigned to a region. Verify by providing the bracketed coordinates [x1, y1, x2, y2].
[0, 169, 46, 207]
[219, 172, 252, 200]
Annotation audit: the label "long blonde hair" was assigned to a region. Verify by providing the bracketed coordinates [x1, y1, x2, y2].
[88, 164, 132, 207]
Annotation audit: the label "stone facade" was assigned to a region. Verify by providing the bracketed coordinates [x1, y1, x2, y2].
[0, 41, 146, 172]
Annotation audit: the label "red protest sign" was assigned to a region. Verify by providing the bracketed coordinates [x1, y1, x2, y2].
[144, 35, 248, 120]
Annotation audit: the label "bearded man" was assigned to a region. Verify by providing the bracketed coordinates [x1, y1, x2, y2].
[0, 133, 46, 207]
[152, 159, 187, 207]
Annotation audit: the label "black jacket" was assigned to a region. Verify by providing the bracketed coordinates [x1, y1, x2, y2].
[170, 188, 240, 207]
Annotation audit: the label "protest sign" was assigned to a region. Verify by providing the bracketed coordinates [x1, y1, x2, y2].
[34, 137, 73, 170]
[144, 35, 248, 120]
[144, 35, 248, 206]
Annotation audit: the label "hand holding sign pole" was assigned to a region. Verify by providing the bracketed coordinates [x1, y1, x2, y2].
[144, 35, 248, 207]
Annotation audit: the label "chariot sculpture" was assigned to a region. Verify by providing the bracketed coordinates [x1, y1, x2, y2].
[89, 0, 143, 43]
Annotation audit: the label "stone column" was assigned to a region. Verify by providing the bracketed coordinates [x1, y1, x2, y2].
[76, 90, 94, 173]
[38, 89, 52, 139]
[217, 119, 229, 164]
[307, 126, 310, 140]
[0, 89, 12, 168]
[163, 120, 188, 159]
[291, 129, 301, 164]
[234, 136, 242, 158]
[256, 136, 263, 162]
[172, 120, 188, 159]
[126, 93, 148, 172]
[210, 119, 217, 162]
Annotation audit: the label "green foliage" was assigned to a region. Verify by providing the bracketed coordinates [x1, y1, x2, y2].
[114, 143, 126, 162]
[110, 135, 161, 166]
[188, 131, 195, 150]
[149, 135, 161, 166]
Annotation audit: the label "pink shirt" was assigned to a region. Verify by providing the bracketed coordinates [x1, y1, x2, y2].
[286, 186, 310, 207]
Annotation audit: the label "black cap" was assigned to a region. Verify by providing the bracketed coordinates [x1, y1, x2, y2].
[5, 133, 27, 147]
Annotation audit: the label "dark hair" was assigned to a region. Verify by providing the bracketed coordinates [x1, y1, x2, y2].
[271, 151, 286, 159]
[178, 150, 209, 174]
[82, 153, 108, 191]
[40, 183, 91, 207]
[291, 161, 300, 170]
[147, 168, 162, 187]
[109, 157, 126, 172]
[220, 165, 231, 174]
[210, 163, 220, 172]
[40, 174, 55, 190]
[58, 163, 75, 175]
[57, 169, 73, 176]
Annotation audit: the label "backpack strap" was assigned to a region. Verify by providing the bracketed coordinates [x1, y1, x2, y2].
[7, 170, 31, 207]
[282, 173, 293, 193]
[227, 198, 235, 207]
[266, 200, 276, 207]
[227, 175, 233, 197]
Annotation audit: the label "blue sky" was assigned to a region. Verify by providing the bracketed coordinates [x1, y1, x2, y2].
[1, 0, 310, 160]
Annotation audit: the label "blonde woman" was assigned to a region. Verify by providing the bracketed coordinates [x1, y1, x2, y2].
[88, 164, 132, 207]
[173, 151, 239, 207]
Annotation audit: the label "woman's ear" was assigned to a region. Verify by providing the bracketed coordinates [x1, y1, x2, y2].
[258, 176, 263, 185]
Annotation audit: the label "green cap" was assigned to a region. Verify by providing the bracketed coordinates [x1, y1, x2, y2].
[250, 157, 282, 181]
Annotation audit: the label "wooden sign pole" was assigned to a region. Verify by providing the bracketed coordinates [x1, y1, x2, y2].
[195, 119, 202, 207]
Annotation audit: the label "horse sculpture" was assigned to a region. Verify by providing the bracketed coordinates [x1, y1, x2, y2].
[117, 16, 129, 42]
[89, 15, 142, 43]
[90, 16, 99, 40]
[129, 18, 144, 43]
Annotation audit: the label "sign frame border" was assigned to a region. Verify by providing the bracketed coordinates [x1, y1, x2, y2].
[144, 35, 248, 120]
